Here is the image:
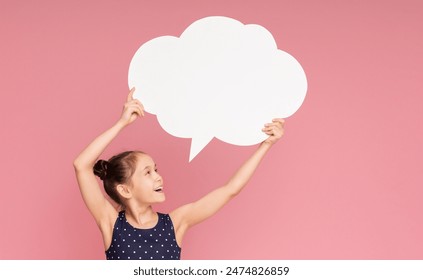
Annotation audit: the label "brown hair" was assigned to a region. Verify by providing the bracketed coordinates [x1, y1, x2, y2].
[93, 151, 145, 207]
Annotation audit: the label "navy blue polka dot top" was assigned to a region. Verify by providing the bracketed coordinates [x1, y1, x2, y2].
[105, 211, 181, 260]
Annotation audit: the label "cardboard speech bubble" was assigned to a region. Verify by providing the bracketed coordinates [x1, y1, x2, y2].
[129, 16, 307, 161]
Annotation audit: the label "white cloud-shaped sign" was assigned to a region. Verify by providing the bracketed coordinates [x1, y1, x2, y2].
[128, 16, 307, 161]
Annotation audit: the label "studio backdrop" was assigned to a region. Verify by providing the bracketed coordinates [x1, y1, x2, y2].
[1, 0, 422, 259]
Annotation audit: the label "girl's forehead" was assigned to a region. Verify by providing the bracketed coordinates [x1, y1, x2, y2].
[135, 153, 155, 168]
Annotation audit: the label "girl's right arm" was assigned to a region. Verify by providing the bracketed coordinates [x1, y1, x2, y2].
[73, 88, 144, 232]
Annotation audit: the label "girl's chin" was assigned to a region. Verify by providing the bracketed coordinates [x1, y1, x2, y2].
[154, 194, 166, 202]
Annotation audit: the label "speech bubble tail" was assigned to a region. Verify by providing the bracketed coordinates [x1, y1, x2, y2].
[189, 136, 213, 162]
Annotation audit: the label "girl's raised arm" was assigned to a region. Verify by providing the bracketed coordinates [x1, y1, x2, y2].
[170, 119, 285, 244]
[73, 88, 144, 232]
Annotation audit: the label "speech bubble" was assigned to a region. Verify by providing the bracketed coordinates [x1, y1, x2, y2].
[128, 16, 307, 161]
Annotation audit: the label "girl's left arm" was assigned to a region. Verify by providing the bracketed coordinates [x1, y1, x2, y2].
[171, 119, 285, 239]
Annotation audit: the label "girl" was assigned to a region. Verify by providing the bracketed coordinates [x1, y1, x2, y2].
[73, 88, 285, 260]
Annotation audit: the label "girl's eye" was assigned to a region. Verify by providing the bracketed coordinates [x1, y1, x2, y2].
[155, 169, 158, 173]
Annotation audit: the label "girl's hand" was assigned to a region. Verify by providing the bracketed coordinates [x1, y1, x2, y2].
[118, 87, 145, 126]
[262, 118, 285, 145]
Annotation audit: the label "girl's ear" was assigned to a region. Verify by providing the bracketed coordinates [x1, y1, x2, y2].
[116, 184, 132, 199]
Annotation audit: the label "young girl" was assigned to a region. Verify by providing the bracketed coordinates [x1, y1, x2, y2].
[73, 88, 285, 260]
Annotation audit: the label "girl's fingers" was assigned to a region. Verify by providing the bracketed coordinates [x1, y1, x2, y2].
[134, 104, 145, 117]
[272, 118, 285, 122]
[135, 100, 144, 111]
[127, 87, 136, 102]
[262, 119, 285, 143]
[133, 104, 145, 116]
[263, 122, 284, 134]
[129, 98, 144, 108]
[125, 103, 144, 117]
[262, 127, 275, 134]
[264, 123, 280, 130]
[136, 109, 143, 117]
[267, 119, 285, 129]
[138, 106, 145, 117]
[272, 118, 285, 125]
[264, 120, 284, 129]
[132, 100, 144, 116]
[262, 125, 273, 130]
[125, 99, 144, 110]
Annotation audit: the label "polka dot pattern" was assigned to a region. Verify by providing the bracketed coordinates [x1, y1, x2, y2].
[106, 211, 181, 260]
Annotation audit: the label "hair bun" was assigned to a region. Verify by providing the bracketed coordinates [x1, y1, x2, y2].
[93, 160, 109, 180]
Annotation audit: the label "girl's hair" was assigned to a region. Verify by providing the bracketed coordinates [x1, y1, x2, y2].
[93, 151, 145, 207]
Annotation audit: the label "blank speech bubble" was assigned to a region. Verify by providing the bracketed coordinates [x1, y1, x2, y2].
[128, 16, 307, 161]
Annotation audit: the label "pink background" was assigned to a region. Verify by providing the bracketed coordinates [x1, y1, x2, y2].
[1, 0, 422, 259]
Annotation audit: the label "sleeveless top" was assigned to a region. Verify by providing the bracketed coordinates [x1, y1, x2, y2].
[105, 211, 181, 260]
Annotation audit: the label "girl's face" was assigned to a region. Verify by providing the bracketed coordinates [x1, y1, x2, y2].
[129, 154, 165, 205]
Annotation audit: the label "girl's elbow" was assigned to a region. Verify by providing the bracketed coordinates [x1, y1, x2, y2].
[229, 190, 240, 199]
[73, 158, 89, 172]
[73, 159, 81, 170]
[225, 183, 243, 198]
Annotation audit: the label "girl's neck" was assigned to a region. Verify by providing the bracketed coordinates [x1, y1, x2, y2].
[125, 205, 157, 228]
